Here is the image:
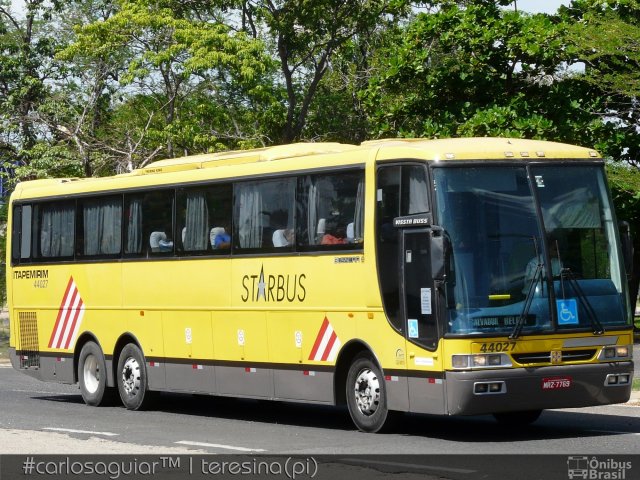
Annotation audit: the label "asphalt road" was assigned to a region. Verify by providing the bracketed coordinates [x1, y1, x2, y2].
[0, 365, 638, 457]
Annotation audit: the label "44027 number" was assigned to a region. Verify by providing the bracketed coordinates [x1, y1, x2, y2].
[33, 279, 48, 288]
[479, 342, 516, 353]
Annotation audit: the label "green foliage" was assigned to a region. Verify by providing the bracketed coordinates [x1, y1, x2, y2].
[363, 1, 576, 141]
[13, 143, 84, 184]
[58, 0, 269, 163]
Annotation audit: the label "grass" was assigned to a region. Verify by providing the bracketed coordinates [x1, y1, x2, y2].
[633, 378, 640, 392]
[0, 324, 9, 361]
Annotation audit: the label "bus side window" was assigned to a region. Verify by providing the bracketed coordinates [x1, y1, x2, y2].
[124, 195, 144, 256]
[296, 170, 364, 250]
[234, 178, 294, 251]
[177, 184, 232, 255]
[144, 190, 175, 256]
[78, 196, 122, 257]
[35, 202, 75, 259]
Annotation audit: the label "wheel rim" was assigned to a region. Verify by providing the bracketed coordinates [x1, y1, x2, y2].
[121, 356, 141, 397]
[83, 354, 100, 394]
[353, 367, 381, 416]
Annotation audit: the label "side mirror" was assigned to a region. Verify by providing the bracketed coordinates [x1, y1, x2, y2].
[430, 226, 449, 281]
[619, 221, 633, 276]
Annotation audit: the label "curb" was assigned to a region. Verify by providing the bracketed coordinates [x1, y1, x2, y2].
[627, 390, 640, 406]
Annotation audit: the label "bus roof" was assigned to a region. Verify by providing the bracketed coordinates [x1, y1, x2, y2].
[367, 137, 600, 161]
[10, 138, 600, 200]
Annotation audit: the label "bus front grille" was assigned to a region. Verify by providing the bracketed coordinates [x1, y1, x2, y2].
[512, 349, 596, 364]
[18, 311, 40, 369]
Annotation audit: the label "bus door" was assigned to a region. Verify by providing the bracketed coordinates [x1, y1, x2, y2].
[401, 227, 445, 414]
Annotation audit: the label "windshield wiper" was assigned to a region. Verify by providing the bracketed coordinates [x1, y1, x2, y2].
[510, 261, 542, 340]
[559, 267, 605, 335]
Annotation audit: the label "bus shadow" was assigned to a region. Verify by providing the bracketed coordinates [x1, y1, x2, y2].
[149, 392, 640, 440]
[32, 394, 84, 404]
[31, 391, 640, 441]
[152, 393, 356, 431]
[393, 409, 640, 442]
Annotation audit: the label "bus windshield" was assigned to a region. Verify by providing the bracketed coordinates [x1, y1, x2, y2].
[433, 165, 629, 336]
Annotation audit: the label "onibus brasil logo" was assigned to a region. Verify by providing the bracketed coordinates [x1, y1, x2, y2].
[567, 456, 632, 480]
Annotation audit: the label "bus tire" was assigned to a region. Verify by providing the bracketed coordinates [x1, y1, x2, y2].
[116, 343, 154, 410]
[493, 409, 542, 426]
[346, 353, 391, 433]
[78, 341, 115, 406]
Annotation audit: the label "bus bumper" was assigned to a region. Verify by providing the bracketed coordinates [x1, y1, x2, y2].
[445, 362, 633, 416]
[8, 347, 19, 370]
[8, 347, 75, 384]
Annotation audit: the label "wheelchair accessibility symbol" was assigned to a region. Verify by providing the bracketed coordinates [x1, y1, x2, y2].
[557, 299, 579, 325]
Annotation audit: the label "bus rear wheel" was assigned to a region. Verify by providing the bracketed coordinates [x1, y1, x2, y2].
[78, 341, 116, 406]
[346, 353, 392, 433]
[493, 409, 542, 426]
[116, 343, 155, 410]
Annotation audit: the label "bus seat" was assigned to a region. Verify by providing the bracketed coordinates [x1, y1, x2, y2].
[210, 227, 226, 248]
[149, 231, 167, 252]
[272, 229, 288, 247]
[316, 218, 325, 244]
[346, 222, 354, 242]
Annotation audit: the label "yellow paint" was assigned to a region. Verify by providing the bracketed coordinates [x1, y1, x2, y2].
[6, 138, 622, 383]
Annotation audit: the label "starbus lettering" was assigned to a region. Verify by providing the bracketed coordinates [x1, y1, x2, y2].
[241, 265, 306, 303]
[13, 269, 49, 280]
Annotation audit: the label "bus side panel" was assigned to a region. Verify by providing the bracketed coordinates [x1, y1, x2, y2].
[214, 310, 272, 398]
[163, 310, 214, 393]
[11, 264, 122, 384]
[122, 259, 229, 394]
[269, 311, 332, 402]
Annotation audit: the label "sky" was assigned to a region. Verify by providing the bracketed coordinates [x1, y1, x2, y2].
[512, 0, 569, 14]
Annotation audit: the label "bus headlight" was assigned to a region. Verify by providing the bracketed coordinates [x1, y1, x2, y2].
[599, 345, 631, 361]
[451, 354, 512, 370]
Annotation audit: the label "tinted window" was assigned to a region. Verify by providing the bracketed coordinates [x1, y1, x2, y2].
[35, 202, 75, 259]
[124, 190, 174, 257]
[234, 178, 295, 251]
[296, 171, 364, 250]
[77, 196, 122, 257]
[176, 184, 232, 255]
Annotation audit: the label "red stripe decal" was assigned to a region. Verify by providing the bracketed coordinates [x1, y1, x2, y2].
[48, 277, 74, 348]
[55, 289, 79, 349]
[62, 298, 83, 350]
[320, 331, 337, 361]
[308, 316, 329, 361]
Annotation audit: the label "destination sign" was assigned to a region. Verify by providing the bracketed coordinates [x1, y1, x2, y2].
[471, 315, 536, 328]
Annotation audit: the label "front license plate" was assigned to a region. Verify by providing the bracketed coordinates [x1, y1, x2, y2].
[542, 377, 572, 390]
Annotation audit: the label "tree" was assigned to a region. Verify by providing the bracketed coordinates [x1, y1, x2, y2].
[239, 0, 408, 143]
[61, 0, 267, 166]
[0, 0, 64, 149]
[362, 0, 583, 140]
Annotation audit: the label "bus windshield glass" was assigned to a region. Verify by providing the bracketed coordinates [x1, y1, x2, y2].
[433, 165, 629, 336]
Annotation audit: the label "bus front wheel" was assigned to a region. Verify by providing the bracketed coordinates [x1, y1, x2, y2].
[116, 343, 154, 410]
[346, 353, 392, 433]
[78, 341, 115, 406]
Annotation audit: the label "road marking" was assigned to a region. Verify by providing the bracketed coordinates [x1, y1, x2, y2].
[175, 440, 266, 452]
[44, 428, 119, 437]
[341, 458, 476, 474]
[12, 389, 76, 396]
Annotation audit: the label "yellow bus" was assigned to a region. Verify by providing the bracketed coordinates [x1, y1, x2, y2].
[7, 138, 634, 432]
